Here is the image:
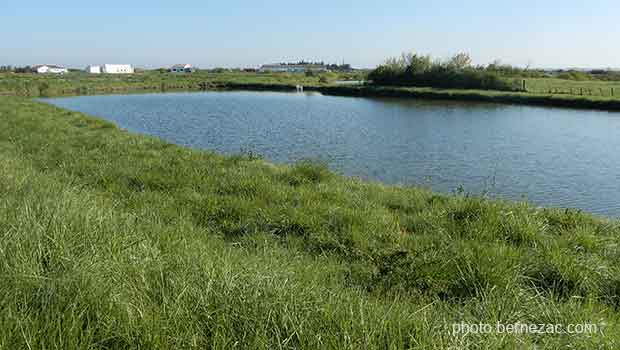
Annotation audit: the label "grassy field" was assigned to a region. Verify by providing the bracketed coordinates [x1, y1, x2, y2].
[524, 78, 620, 97]
[0, 71, 336, 97]
[2, 95, 620, 349]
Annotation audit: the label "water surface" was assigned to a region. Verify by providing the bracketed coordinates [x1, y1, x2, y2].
[44, 91, 620, 217]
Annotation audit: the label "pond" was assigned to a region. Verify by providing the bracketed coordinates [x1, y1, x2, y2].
[44, 91, 620, 217]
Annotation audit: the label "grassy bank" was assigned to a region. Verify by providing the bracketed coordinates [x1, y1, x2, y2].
[321, 85, 620, 111]
[2, 96, 620, 349]
[4, 71, 620, 111]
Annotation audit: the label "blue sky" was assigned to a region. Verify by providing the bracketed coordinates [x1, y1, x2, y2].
[1, 0, 618, 69]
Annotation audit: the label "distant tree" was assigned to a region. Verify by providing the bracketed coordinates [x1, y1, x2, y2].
[326, 63, 353, 72]
[447, 52, 472, 70]
[14, 66, 34, 73]
[403, 53, 433, 75]
[485, 59, 544, 78]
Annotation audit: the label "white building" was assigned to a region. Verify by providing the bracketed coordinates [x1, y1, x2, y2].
[102, 64, 134, 74]
[34, 65, 68, 74]
[85, 65, 101, 74]
[169, 64, 194, 73]
[259, 64, 328, 73]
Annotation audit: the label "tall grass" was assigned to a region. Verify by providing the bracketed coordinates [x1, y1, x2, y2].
[1, 96, 620, 348]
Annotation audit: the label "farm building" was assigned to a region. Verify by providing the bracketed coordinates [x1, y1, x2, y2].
[34, 65, 68, 74]
[85, 65, 101, 74]
[259, 64, 328, 73]
[102, 64, 134, 74]
[169, 64, 194, 73]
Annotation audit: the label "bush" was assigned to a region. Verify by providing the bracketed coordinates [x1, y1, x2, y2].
[369, 52, 521, 91]
[38, 82, 51, 97]
[556, 70, 593, 81]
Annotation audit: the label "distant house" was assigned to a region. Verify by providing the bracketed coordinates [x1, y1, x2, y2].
[102, 64, 134, 74]
[34, 65, 68, 74]
[169, 64, 194, 73]
[85, 65, 101, 74]
[259, 64, 328, 73]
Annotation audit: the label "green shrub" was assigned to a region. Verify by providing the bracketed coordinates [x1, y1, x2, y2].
[369, 52, 520, 91]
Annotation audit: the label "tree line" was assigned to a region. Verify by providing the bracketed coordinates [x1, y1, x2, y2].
[0, 66, 36, 73]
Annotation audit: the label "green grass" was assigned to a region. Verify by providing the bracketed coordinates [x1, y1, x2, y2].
[1, 96, 620, 349]
[524, 78, 620, 97]
[0, 71, 335, 97]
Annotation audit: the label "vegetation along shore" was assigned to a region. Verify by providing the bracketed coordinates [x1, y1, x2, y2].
[3, 59, 620, 111]
[2, 91, 620, 348]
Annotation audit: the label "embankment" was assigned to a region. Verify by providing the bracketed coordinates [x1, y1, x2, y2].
[318, 85, 620, 111]
[0, 95, 619, 349]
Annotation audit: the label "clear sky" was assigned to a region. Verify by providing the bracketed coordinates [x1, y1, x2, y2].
[1, 0, 618, 69]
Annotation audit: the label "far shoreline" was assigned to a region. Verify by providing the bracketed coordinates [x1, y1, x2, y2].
[5, 71, 620, 112]
[38, 82, 620, 113]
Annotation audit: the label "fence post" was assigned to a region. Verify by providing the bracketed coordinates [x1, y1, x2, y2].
[522, 79, 526, 92]
[612, 88, 615, 97]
